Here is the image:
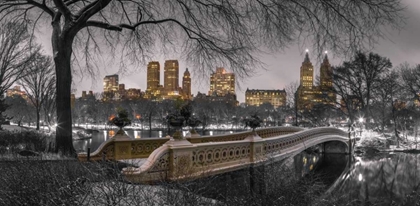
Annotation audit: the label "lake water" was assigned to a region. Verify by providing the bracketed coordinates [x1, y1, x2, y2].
[327, 152, 420, 204]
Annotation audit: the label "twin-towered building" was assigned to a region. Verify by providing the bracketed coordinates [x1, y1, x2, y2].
[296, 51, 335, 110]
[245, 51, 335, 109]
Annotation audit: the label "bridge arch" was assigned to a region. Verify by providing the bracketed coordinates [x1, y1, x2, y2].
[118, 127, 351, 183]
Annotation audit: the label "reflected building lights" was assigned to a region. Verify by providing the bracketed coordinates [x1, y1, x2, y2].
[134, 131, 141, 139]
[103, 131, 108, 140]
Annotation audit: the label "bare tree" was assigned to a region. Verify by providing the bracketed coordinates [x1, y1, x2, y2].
[20, 54, 55, 130]
[0, 0, 405, 155]
[400, 64, 420, 102]
[0, 20, 38, 95]
[0, 20, 39, 126]
[333, 52, 392, 126]
[4, 95, 33, 127]
[285, 81, 300, 125]
[371, 70, 401, 133]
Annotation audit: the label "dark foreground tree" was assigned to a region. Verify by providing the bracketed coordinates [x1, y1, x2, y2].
[0, 0, 405, 155]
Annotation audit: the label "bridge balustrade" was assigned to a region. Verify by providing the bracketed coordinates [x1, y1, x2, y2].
[77, 127, 303, 161]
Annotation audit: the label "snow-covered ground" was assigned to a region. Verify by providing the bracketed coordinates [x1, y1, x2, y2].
[354, 129, 420, 151]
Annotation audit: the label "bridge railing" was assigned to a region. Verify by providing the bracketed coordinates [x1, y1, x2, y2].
[77, 126, 304, 161]
[263, 127, 349, 157]
[122, 127, 349, 183]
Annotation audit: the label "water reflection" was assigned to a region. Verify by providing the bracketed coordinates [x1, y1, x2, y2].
[332, 153, 420, 204]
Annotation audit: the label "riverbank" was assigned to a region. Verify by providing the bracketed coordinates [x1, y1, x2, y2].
[353, 129, 420, 155]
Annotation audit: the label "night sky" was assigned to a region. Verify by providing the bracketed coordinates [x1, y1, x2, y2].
[36, 0, 420, 103]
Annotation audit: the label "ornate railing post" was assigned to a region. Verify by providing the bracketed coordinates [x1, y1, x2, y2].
[243, 114, 265, 163]
[109, 107, 132, 159]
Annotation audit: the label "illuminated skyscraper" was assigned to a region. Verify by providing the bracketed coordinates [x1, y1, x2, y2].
[297, 51, 335, 110]
[182, 68, 191, 99]
[320, 52, 333, 88]
[103, 74, 119, 93]
[300, 50, 314, 89]
[103, 74, 119, 101]
[208, 67, 235, 96]
[164, 60, 179, 93]
[147, 61, 160, 91]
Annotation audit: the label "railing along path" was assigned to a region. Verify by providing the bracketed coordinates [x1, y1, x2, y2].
[77, 127, 303, 161]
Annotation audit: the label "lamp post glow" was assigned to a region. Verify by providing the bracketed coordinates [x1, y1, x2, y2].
[358, 117, 364, 136]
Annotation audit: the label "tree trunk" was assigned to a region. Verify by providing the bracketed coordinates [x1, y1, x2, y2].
[148, 115, 152, 137]
[53, 39, 75, 156]
[36, 108, 40, 130]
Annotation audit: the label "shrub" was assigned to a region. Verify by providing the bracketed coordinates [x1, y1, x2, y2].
[0, 130, 52, 155]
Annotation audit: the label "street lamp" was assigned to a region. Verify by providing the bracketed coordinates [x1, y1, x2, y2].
[136, 114, 141, 128]
[358, 117, 364, 136]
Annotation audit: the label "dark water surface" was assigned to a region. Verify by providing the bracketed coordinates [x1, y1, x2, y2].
[328, 153, 420, 204]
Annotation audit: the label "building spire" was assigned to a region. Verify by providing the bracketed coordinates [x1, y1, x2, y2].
[323, 51, 329, 64]
[304, 49, 310, 63]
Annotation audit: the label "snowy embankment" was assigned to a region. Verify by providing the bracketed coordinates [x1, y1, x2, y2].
[354, 129, 420, 153]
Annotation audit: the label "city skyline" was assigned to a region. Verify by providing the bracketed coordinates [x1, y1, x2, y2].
[32, 0, 420, 103]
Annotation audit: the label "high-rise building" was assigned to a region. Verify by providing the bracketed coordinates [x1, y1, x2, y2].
[147, 61, 160, 91]
[245, 89, 287, 108]
[103, 74, 119, 93]
[300, 51, 314, 89]
[320, 52, 333, 88]
[164, 60, 179, 93]
[182, 68, 191, 99]
[208, 67, 235, 96]
[103, 74, 119, 101]
[296, 51, 335, 110]
[81, 91, 94, 100]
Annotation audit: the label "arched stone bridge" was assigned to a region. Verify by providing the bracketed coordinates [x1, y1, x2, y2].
[78, 127, 352, 184]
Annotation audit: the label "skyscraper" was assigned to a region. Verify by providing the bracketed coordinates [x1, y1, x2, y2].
[296, 51, 335, 110]
[103, 74, 119, 93]
[103, 74, 119, 101]
[147, 61, 160, 92]
[182, 68, 191, 99]
[164, 60, 179, 93]
[208, 67, 235, 96]
[300, 50, 314, 89]
[320, 52, 333, 88]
